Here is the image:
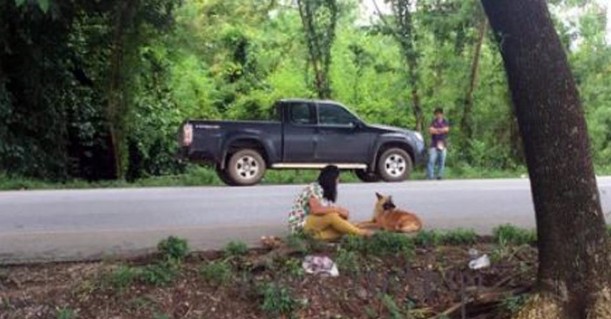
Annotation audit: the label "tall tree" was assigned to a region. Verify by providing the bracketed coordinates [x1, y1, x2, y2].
[374, 0, 424, 131]
[297, 0, 339, 99]
[481, 0, 611, 318]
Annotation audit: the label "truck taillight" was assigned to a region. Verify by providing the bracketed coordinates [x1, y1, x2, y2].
[182, 123, 193, 146]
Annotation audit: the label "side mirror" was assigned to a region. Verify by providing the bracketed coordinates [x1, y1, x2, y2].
[351, 121, 363, 129]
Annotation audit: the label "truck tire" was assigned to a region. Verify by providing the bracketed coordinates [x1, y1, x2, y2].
[226, 149, 266, 186]
[354, 169, 381, 183]
[377, 148, 412, 182]
[216, 166, 237, 186]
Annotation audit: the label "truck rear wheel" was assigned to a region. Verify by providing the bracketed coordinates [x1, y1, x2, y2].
[354, 169, 381, 183]
[226, 149, 266, 186]
[216, 166, 237, 186]
[377, 148, 412, 182]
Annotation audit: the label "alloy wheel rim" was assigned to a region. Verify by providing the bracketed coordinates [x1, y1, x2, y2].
[384, 154, 406, 177]
[236, 156, 259, 179]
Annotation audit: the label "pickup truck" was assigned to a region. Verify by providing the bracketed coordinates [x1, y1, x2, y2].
[178, 99, 425, 186]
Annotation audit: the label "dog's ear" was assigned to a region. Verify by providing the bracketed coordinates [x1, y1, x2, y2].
[375, 192, 383, 200]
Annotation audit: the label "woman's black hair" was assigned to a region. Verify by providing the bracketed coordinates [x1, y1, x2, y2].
[317, 165, 340, 203]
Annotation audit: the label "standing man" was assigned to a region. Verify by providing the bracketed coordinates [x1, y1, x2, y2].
[427, 108, 450, 180]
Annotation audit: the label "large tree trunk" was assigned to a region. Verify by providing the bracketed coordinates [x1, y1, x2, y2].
[481, 0, 611, 318]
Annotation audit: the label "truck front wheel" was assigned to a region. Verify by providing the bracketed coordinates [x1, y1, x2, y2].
[377, 148, 412, 182]
[225, 149, 266, 186]
[354, 169, 381, 183]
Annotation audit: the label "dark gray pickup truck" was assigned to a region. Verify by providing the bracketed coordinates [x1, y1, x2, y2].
[178, 99, 425, 186]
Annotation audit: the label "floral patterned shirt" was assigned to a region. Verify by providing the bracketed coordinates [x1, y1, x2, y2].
[288, 182, 330, 233]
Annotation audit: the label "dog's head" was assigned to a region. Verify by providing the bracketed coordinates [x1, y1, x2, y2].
[375, 192, 396, 212]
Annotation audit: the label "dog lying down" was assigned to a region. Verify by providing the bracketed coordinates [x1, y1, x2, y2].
[357, 192, 423, 233]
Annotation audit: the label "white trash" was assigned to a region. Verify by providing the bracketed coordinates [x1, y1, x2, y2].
[302, 255, 339, 277]
[468, 254, 490, 270]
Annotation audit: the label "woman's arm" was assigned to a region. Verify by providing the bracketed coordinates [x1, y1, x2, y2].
[308, 196, 348, 217]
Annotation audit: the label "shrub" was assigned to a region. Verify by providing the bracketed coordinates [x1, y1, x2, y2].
[103, 265, 139, 290]
[224, 241, 249, 257]
[139, 261, 178, 286]
[259, 282, 301, 318]
[200, 260, 233, 286]
[157, 236, 189, 261]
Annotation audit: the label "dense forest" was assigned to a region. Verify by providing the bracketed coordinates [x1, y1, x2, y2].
[1, 0, 609, 182]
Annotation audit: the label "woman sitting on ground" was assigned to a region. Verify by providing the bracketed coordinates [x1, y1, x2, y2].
[288, 165, 372, 240]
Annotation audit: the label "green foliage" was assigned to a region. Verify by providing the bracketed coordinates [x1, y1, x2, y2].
[103, 265, 139, 291]
[500, 294, 529, 316]
[224, 241, 249, 258]
[438, 228, 478, 246]
[139, 261, 178, 286]
[340, 232, 414, 258]
[157, 236, 189, 261]
[413, 230, 444, 247]
[2, 0, 610, 184]
[200, 260, 233, 286]
[280, 258, 305, 277]
[380, 294, 403, 319]
[55, 308, 75, 319]
[259, 282, 302, 318]
[335, 248, 360, 275]
[493, 224, 537, 246]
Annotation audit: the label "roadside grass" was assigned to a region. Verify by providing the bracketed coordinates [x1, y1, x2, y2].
[6, 163, 610, 190]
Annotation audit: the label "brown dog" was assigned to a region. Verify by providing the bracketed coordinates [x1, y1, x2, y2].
[358, 192, 423, 233]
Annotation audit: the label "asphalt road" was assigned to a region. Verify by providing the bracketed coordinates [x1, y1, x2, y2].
[1, 177, 610, 264]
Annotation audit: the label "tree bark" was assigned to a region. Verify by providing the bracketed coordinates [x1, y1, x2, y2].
[481, 0, 611, 318]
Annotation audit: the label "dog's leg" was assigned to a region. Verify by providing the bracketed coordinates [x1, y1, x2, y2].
[356, 221, 380, 229]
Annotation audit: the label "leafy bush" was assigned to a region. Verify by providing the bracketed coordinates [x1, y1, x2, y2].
[139, 261, 178, 286]
[259, 282, 301, 318]
[157, 236, 189, 261]
[103, 265, 139, 290]
[493, 224, 537, 246]
[200, 260, 233, 286]
[224, 241, 249, 257]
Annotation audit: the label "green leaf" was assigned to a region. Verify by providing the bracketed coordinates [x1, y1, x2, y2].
[15, 0, 26, 6]
[37, 0, 50, 13]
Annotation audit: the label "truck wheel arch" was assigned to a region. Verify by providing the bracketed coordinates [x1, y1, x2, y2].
[371, 141, 415, 171]
[221, 137, 270, 170]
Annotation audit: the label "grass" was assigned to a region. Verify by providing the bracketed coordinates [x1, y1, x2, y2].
[340, 231, 414, 258]
[493, 224, 537, 246]
[4, 163, 610, 190]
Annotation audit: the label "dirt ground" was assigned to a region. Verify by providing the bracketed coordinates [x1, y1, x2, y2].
[0, 235, 537, 319]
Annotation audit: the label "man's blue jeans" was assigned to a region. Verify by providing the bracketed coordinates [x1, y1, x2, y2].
[427, 147, 447, 179]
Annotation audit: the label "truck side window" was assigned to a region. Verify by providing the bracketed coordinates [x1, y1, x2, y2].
[318, 103, 357, 125]
[290, 103, 313, 125]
